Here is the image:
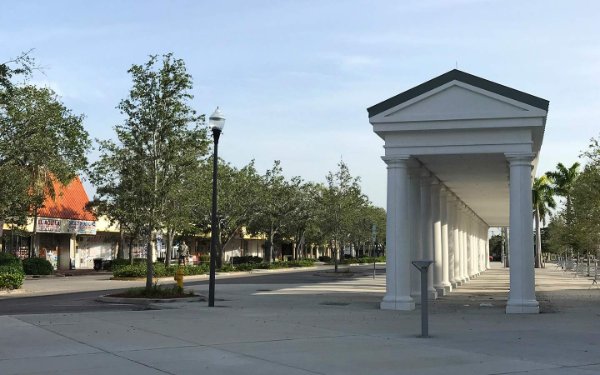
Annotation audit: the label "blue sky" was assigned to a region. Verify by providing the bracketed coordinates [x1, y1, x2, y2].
[2, 0, 599, 207]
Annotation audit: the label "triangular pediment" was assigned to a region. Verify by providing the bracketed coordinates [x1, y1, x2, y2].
[371, 81, 547, 123]
[367, 69, 549, 123]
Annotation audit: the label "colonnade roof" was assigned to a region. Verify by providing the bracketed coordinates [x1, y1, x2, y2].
[367, 69, 549, 118]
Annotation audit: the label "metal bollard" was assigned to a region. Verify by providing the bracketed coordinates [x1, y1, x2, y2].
[412, 260, 434, 338]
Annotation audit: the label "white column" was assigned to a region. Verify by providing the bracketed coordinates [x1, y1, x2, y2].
[458, 207, 469, 284]
[440, 187, 452, 293]
[420, 172, 437, 299]
[448, 195, 458, 288]
[467, 213, 474, 278]
[506, 153, 539, 314]
[480, 222, 486, 273]
[460, 205, 469, 283]
[408, 165, 422, 300]
[485, 225, 490, 269]
[380, 156, 415, 311]
[454, 200, 464, 286]
[431, 180, 443, 295]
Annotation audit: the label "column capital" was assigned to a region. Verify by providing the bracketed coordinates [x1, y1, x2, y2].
[382, 155, 411, 167]
[439, 185, 448, 197]
[505, 153, 536, 165]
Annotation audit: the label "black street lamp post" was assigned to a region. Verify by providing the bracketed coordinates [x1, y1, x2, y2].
[208, 107, 225, 307]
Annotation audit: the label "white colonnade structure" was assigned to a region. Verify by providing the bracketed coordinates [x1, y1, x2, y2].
[369, 70, 548, 314]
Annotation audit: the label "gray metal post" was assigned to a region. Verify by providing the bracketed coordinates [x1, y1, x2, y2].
[412, 260, 434, 338]
[420, 268, 428, 337]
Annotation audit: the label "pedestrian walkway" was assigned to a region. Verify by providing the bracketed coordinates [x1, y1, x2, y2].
[1, 263, 599, 374]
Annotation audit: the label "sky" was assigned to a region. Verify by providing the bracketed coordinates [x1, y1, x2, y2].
[2, 0, 599, 208]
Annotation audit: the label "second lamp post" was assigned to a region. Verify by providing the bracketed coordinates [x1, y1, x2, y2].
[208, 107, 225, 307]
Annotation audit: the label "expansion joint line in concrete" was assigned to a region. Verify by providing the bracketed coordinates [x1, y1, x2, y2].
[14, 317, 178, 375]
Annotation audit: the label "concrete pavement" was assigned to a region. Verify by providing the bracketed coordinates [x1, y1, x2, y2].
[1, 263, 600, 374]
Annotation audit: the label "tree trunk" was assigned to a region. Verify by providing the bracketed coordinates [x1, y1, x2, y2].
[332, 238, 338, 273]
[118, 224, 125, 259]
[145, 228, 154, 290]
[30, 211, 38, 258]
[0, 219, 4, 252]
[534, 208, 542, 268]
[165, 229, 174, 266]
[128, 235, 134, 265]
[268, 230, 275, 264]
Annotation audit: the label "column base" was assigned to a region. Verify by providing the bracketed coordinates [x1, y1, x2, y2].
[440, 281, 452, 294]
[428, 288, 438, 300]
[506, 299, 539, 314]
[435, 286, 447, 296]
[451, 281, 461, 288]
[380, 296, 415, 311]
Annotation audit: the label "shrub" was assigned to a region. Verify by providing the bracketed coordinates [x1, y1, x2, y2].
[219, 264, 236, 272]
[180, 264, 209, 275]
[115, 285, 194, 298]
[113, 264, 146, 278]
[252, 262, 273, 269]
[109, 258, 131, 270]
[287, 259, 315, 267]
[112, 263, 208, 278]
[198, 254, 210, 263]
[318, 256, 331, 262]
[234, 263, 254, 271]
[0, 252, 21, 267]
[232, 256, 263, 265]
[22, 257, 53, 275]
[0, 264, 25, 289]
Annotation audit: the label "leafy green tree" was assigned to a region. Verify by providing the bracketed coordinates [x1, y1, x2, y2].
[547, 162, 580, 254]
[571, 137, 600, 255]
[248, 161, 303, 263]
[193, 159, 262, 267]
[0, 50, 36, 99]
[0, 85, 89, 255]
[320, 161, 368, 271]
[88, 142, 146, 263]
[93, 53, 206, 289]
[532, 175, 556, 267]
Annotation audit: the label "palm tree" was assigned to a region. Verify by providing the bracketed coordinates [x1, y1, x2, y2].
[546, 162, 580, 258]
[532, 175, 555, 268]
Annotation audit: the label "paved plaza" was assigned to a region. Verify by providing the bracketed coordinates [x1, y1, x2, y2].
[1, 263, 599, 375]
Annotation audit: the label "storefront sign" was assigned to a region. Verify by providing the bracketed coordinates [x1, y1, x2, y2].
[37, 217, 96, 235]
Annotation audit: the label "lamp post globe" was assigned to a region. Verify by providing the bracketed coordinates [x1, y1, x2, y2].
[209, 107, 225, 132]
[208, 106, 225, 307]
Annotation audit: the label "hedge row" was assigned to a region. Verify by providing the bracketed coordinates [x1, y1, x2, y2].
[113, 259, 317, 278]
[221, 259, 316, 272]
[113, 263, 210, 278]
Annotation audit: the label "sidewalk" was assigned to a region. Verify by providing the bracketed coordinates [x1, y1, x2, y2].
[1, 263, 599, 374]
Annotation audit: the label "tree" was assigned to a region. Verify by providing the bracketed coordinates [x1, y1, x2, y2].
[248, 161, 303, 263]
[547, 162, 580, 254]
[0, 50, 36, 98]
[571, 137, 600, 256]
[193, 159, 262, 267]
[320, 161, 368, 271]
[87, 141, 146, 263]
[94, 53, 206, 289]
[0, 85, 90, 255]
[532, 175, 556, 267]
